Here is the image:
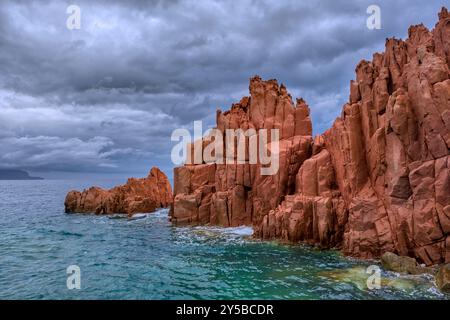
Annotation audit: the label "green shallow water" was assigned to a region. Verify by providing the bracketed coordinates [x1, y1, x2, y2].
[0, 179, 448, 300]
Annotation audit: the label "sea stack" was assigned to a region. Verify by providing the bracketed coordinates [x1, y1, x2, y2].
[171, 7, 450, 266]
[65, 167, 173, 215]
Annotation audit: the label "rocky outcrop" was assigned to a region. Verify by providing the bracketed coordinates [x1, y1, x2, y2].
[65, 167, 173, 215]
[171, 78, 314, 229]
[436, 264, 450, 292]
[381, 252, 420, 274]
[171, 8, 450, 266]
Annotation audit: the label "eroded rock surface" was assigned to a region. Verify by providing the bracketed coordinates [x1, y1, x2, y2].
[436, 264, 450, 292]
[381, 252, 419, 274]
[172, 8, 450, 265]
[65, 167, 173, 215]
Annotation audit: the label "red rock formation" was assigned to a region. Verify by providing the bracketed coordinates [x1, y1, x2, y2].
[171, 77, 313, 228]
[172, 8, 450, 265]
[65, 167, 173, 215]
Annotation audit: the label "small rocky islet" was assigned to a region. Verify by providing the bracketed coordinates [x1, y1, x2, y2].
[64, 7, 450, 295]
[64, 167, 173, 216]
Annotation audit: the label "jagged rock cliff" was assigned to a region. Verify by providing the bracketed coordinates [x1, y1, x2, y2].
[171, 8, 450, 265]
[65, 167, 173, 215]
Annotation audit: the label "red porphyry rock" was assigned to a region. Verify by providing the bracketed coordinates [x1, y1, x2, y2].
[172, 8, 450, 265]
[65, 167, 173, 215]
[171, 76, 313, 228]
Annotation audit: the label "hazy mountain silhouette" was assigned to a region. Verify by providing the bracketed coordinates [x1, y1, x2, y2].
[0, 170, 43, 180]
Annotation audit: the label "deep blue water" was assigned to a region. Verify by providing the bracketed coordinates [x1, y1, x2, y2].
[0, 179, 448, 300]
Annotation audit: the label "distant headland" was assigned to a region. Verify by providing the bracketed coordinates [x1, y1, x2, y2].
[0, 170, 43, 180]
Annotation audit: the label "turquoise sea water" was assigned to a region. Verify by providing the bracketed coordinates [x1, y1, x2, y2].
[0, 179, 448, 300]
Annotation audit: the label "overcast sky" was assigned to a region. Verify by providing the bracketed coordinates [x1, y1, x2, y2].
[0, 0, 447, 179]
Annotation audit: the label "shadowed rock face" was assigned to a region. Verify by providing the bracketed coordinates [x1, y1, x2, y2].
[171, 7, 450, 265]
[65, 167, 173, 215]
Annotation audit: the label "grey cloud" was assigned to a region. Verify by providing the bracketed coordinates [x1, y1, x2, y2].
[0, 136, 118, 170]
[0, 0, 447, 176]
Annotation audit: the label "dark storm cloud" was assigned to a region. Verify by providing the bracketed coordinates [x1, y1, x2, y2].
[0, 0, 447, 176]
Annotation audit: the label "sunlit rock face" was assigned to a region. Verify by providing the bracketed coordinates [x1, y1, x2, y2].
[171, 7, 450, 266]
[65, 167, 173, 215]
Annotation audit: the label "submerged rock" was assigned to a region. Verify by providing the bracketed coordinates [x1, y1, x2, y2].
[65, 167, 173, 215]
[320, 266, 433, 292]
[171, 7, 450, 266]
[436, 264, 450, 293]
[381, 252, 419, 274]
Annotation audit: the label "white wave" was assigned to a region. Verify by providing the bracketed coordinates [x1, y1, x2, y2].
[151, 208, 170, 218]
[190, 225, 254, 237]
[211, 226, 254, 236]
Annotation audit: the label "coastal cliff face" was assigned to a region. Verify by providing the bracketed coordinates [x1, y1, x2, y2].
[65, 167, 173, 215]
[171, 8, 450, 265]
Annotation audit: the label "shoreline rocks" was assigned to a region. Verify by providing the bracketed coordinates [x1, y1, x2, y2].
[436, 264, 450, 293]
[171, 7, 450, 266]
[65, 167, 173, 215]
[381, 252, 436, 275]
[381, 252, 420, 274]
[320, 265, 436, 293]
